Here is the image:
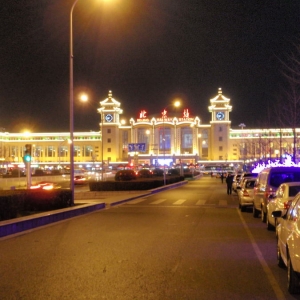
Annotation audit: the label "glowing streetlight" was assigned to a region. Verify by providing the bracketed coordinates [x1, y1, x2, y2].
[79, 93, 88, 102]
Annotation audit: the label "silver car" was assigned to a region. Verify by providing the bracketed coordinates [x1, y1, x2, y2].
[232, 174, 242, 193]
[274, 195, 300, 294]
[266, 182, 300, 231]
[237, 178, 256, 212]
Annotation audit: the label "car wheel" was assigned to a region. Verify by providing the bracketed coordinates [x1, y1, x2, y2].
[275, 219, 278, 238]
[266, 212, 274, 231]
[288, 256, 300, 294]
[277, 243, 285, 268]
[241, 205, 246, 212]
[253, 206, 259, 218]
[261, 207, 266, 223]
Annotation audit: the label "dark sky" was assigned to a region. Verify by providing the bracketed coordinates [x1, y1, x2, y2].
[1, 0, 300, 133]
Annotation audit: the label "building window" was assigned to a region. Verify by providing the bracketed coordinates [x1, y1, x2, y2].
[108, 148, 111, 152]
[219, 156, 223, 160]
[58, 146, 68, 159]
[219, 127, 222, 132]
[219, 146, 223, 151]
[84, 146, 93, 157]
[10, 146, 19, 158]
[74, 146, 81, 157]
[35, 146, 43, 158]
[122, 131, 129, 149]
[47, 146, 55, 157]
[219, 137, 223, 141]
[138, 128, 150, 145]
[159, 127, 171, 152]
[107, 129, 111, 134]
[107, 138, 111, 143]
[181, 127, 193, 154]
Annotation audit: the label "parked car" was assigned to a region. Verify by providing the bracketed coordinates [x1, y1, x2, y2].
[253, 167, 300, 221]
[115, 169, 136, 181]
[273, 194, 300, 294]
[137, 169, 153, 178]
[30, 181, 61, 190]
[232, 174, 242, 193]
[167, 168, 180, 176]
[74, 175, 88, 185]
[152, 168, 164, 177]
[237, 178, 256, 212]
[237, 172, 258, 190]
[266, 182, 300, 231]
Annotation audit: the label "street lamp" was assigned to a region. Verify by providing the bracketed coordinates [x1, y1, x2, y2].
[101, 110, 104, 181]
[69, 0, 81, 205]
[162, 100, 180, 185]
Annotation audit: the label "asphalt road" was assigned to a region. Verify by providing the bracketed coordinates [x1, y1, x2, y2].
[0, 176, 297, 300]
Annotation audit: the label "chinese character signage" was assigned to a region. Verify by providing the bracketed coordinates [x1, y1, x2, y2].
[136, 108, 194, 123]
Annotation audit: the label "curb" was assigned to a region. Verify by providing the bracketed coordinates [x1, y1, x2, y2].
[0, 202, 106, 238]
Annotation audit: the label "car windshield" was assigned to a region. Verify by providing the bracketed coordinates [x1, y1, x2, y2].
[245, 181, 255, 188]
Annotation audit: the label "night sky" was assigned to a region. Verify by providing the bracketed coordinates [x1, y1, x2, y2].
[1, 0, 300, 133]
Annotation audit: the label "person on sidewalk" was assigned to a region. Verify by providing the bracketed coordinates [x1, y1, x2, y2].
[221, 173, 224, 183]
[226, 173, 233, 195]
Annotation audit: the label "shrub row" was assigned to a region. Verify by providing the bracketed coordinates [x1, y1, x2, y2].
[89, 176, 184, 191]
[0, 190, 72, 221]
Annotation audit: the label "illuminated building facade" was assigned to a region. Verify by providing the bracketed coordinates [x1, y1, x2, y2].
[0, 89, 299, 171]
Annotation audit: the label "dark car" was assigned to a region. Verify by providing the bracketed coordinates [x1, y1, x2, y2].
[115, 170, 136, 181]
[168, 169, 180, 176]
[152, 168, 164, 177]
[137, 169, 153, 178]
[254, 167, 300, 220]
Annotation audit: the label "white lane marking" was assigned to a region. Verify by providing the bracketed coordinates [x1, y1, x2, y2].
[127, 199, 146, 204]
[173, 199, 186, 205]
[237, 209, 285, 300]
[150, 199, 167, 205]
[196, 200, 206, 205]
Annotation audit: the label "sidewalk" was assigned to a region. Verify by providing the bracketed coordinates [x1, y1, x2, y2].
[0, 180, 189, 238]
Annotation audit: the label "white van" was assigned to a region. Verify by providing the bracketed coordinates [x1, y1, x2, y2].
[253, 167, 300, 221]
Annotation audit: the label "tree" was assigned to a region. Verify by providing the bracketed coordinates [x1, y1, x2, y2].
[275, 45, 300, 162]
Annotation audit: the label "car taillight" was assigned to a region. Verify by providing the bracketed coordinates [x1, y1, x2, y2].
[43, 185, 53, 190]
[265, 188, 275, 202]
[284, 201, 292, 210]
[242, 190, 250, 197]
[30, 185, 40, 189]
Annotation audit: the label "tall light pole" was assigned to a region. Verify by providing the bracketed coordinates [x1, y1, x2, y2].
[101, 110, 104, 181]
[69, 0, 80, 205]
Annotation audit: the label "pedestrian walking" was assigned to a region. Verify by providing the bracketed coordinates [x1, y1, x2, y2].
[226, 173, 233, 195]
[221, 173, 224, 183]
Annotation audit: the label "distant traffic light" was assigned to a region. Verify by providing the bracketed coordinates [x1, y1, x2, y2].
[23, 144, 32, 163]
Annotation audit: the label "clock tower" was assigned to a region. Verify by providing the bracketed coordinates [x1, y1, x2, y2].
[208, 88, 232, 161]
[97, 91, 123, 162]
